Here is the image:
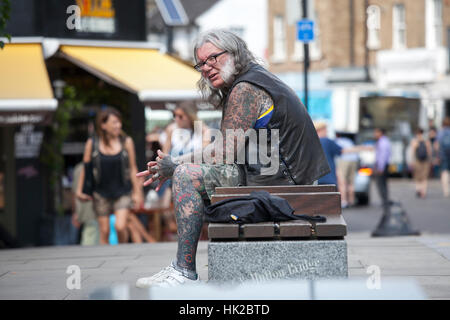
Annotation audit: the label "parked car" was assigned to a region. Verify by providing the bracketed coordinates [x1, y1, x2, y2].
[354, 143, 375, 206]
[354, 167, 372, 205]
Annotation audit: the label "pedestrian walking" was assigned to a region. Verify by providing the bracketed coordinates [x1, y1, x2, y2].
[71, 162, 99, 245]
[428, 126, 440, 178]
[315, 122, 368, 209]
[315, 122, 343, 187]
[76, 107, 144, 244]
[336, 133, 359, 208]
[410, 129, 432, 198]
[437, 117, 450, 197]
[373, 128, 392, 210]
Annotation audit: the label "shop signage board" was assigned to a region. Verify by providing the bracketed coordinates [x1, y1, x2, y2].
[6, 0, 147, 41]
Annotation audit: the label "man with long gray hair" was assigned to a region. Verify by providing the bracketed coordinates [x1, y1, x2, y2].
[135, 29, 329, 288]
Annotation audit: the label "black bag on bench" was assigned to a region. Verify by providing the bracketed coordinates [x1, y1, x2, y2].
[205, 191, 326, 224]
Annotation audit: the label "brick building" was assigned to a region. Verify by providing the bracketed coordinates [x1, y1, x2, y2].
[268, 0, 450, 173]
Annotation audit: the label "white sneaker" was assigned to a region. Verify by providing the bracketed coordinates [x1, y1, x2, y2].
[135, 265, 200, 288]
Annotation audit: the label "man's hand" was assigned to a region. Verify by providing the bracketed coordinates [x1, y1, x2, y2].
[136, 150, 179, 191]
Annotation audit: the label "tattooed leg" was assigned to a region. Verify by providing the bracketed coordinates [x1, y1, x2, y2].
[172, 163, 208, 277]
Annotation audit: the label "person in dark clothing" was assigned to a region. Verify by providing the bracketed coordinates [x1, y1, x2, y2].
[428, 126, 440, 178]
[315, 121, 342, 186]
[410, 128, 432, 198]
[437, 117, 450, 197]
[373, 128, 392, 210]
[134, 29, 330, 288]
[76, 107, 144, 244]
[315, 121, 367, 189]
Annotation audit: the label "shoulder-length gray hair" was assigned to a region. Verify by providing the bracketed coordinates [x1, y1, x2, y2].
[193, 29, 259, 109]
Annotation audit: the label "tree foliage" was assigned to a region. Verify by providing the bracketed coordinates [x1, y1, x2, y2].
[0, 0, 11, 49]
[41, 86, 83, 215]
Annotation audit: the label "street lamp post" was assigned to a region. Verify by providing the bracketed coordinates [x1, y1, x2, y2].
[302, 0, 309, 112]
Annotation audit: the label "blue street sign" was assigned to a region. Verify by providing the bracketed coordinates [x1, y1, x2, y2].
[297, 19, 315, 42]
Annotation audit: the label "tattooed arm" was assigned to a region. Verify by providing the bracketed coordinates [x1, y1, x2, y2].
[137, 82, 273, 187]
[175, 82, 273, 164]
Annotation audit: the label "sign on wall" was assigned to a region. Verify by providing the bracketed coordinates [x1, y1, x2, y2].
[6, 0, 146, 41]
[14, 125, 44, 159]
[73, 0, 116, 34]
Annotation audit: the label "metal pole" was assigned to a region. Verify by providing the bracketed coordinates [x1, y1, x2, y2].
[302, 0, 309, 112]
[364, 0, 371, 82]
[349, 0, 355, 66]
[167, 25, 174, 54]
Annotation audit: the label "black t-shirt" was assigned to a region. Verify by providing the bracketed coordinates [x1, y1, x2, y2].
[96, 151, 131, 199]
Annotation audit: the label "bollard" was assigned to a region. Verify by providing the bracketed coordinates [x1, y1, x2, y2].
[371, 201, 420, 237]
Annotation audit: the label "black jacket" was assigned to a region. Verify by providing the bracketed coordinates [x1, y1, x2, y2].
[204, 191, 326, 224]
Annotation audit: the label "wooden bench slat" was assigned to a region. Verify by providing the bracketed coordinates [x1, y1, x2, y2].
[208, 216, 347, 240]
[279, 220, 312, 237]
[210, 192, 342, 215]
[315, 215, 347, 238]
[243, 222, 275, 238]
[214, 185, 337, 194]
[208, 223, 239, 239]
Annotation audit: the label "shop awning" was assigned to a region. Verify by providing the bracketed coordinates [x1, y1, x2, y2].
[59, 45, 201, 102]
[0, 43, 57, 112]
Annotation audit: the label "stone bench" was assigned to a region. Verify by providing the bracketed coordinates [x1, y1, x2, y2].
[207, 185, 348, 283]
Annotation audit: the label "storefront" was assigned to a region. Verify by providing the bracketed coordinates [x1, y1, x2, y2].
[0, 43, 57, 246]
[53, 42, 200, 170]
[1, 0, 201, 247]
[0, 40, 201, 247]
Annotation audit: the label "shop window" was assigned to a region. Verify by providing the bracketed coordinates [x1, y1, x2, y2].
[426, 0, 443, 48]
[367, 5, 381, 50]
[272, 15, 287, 63]
[448, 28, 450, 73]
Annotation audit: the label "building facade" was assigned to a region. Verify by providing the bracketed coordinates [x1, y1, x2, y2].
[0, 0, 202, 247]
[147, 0, 269, 65]
[268, 0, 450, 128]
[268, 0, 450, 173]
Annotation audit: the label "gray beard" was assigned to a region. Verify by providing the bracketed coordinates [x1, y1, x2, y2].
[205, 58, 236, 89]
[220, 58, 236, 85]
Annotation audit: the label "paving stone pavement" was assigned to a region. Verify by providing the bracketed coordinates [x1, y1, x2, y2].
[1, 232, 450, 300]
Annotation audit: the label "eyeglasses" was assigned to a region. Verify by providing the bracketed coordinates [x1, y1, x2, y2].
[193, 51, 227, 72]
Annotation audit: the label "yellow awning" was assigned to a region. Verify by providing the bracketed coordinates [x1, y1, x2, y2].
[0, 43, 57, 110]
[59, 45, 201, 101]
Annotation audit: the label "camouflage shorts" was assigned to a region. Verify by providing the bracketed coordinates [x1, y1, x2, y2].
[200, 163, 240, 200]
[92, 192, 132, 217]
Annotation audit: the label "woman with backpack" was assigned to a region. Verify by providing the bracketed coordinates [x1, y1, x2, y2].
[76, 107, 144, 244]
[411, 128, 432, 198]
